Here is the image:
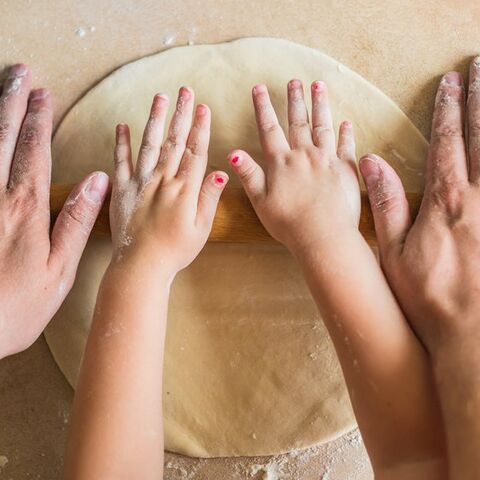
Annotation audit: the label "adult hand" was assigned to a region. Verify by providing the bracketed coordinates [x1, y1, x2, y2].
[0, 64, 108, 358]
[360, 57, 480, 480]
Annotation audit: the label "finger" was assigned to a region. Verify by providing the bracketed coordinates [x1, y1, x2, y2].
[228, 150, 266, 203]
[252, 84, 289, 159]
[467, 57, 480, 182]
[177, 103, 211, 191]
[136, 93, 169, 178]
[9, 89, 53, 196]
[196, 171, 228, 230]
[426, 71, 467, 191]
[49, 172, 109, 279]
[359, 154, 411, 258]
[157, 86, 194, 179]
[337, 120, 357, 175]
[311, 81, 335, 153]
[114, 123, 133, 186]
[0, 64, 32, 187]
[287, 79, 312, 149]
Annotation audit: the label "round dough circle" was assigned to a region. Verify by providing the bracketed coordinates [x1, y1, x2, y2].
[45, 37, 427, 458]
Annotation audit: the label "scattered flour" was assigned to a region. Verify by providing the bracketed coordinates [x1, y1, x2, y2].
[0, 456, 8, 469]
[163, 34, 176, 47]
[75, 27, 86, 37]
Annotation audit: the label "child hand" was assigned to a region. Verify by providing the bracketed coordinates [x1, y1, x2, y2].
[231, 79, 447, 479]
[111, 87, 228, 277]
[0, 64, 108, 358]
[228, 80, 359, 254]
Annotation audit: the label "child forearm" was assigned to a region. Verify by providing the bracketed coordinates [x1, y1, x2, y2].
[291, 232, 445, 475]
[64, 261, 171, 480]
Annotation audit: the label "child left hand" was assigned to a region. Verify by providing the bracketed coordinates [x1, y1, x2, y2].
[110, 87, 228, 278]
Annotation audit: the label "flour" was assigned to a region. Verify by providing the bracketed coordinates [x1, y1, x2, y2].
[0, 456, 8, 470]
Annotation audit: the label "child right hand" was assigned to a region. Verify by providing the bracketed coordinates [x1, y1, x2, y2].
[228, 80, 360, 255]
[110, 87, 228, 279]
[230, 79, 447, 479]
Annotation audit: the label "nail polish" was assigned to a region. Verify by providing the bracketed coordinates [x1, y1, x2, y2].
[231, 155, 240, 165]
[215, 175, 225, 185]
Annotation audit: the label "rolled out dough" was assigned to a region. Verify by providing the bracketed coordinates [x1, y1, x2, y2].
[45, 37, 427, 457]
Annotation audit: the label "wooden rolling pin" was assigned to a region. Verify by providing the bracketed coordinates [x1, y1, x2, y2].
[50, 184, 422, 245]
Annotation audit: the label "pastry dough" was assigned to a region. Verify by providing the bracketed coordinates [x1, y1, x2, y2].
[45, 37, 427, 457]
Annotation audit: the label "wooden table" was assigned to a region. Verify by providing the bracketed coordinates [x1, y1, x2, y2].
[1, 0, 478, 478]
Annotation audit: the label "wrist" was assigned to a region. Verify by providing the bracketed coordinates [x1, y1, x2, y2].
[105, 252, 177, 290]
[287, 226, 365, 263]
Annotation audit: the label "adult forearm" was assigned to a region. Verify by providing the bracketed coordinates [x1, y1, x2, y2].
[64, 262, 171, 480]
[433, 342, 480, 480]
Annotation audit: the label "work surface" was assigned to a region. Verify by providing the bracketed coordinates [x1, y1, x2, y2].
[0, 0, 478, 478]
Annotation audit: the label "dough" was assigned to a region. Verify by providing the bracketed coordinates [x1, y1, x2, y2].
[45, 37, 427, 457]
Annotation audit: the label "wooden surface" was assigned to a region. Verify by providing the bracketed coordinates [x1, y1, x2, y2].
[1, 0, 479, 478]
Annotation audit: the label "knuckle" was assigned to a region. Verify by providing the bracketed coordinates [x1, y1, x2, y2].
[239, 163, 258, 183]
[259, 122, 278, 134]
[290, 120, 309, 129]
[469, 119, 480, 136]
[0, 122, 11, 142]
[20, 124, 44, 148]
[432, 122, 463, 138]
[63, 196, 95, 229]
[429, 181, 465, 219]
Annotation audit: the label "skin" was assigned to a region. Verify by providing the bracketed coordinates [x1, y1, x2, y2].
[360, 58, 480, 480]
[64, 88, 228, 480]
[228, 80, 447, 479]
[0, 64, 108, 359]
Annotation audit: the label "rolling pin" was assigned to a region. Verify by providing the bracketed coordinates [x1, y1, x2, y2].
[50, 184, 422, 245]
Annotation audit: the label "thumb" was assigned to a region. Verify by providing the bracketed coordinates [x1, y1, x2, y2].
[228, 150, 266, 204]
[196, 171, 229, 230]
[359, 154, 411, 258]
[49, 171, 109, 279]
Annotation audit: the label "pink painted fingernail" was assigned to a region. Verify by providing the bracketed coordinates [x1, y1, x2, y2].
[312, 81, 325, 92]
[215, 175, 226, 185]
[342, 120, 352, 129]
[230, 155, 240, 165]
[30, 88, 49, 101]
[84, 172, 109, 203]
[8, 63, 28, 78]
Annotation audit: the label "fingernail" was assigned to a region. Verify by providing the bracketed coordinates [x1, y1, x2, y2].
[8, 63, 28, 78]
[253, 84, 267, 95]
[230, 154, 241, 166]
[179, 86, 191, 99]
[84, 172, 109, 203]
[154, 92, 168, 102]
[312, 81, 325, 92]
[29, 88, 49, 101]
[474, 56, 480, 67]
[443, 71, 462, 86]
[342, 120, 352, 129]
[214, 174, 227, 186]
[196, 104, 208, 116]
[289, 79, 302, 89]
[360, 156, 381, 190]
